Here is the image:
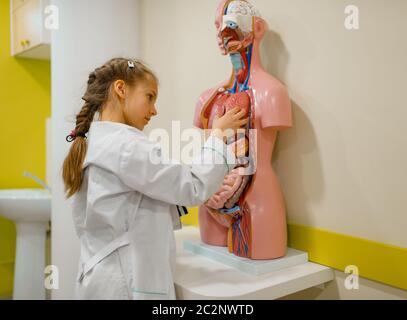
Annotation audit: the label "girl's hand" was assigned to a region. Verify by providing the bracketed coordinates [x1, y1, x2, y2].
[212, 107, 248, 137]
[228, 137, 248, 158]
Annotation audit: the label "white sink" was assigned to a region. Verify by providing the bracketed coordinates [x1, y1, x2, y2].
[0, 189, 50, 222]
[0, 188, 51, 300]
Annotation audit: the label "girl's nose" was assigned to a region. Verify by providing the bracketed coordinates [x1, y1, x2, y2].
[151, 105, 158, 116]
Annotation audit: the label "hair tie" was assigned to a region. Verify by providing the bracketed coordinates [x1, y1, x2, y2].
[128, 60, 135, 69]
[66, 129, 87, 142]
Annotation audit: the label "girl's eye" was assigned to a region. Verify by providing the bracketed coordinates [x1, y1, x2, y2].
[147, 94, 153, 100]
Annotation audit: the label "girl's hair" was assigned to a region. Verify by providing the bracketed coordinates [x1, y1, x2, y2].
[62, 57, 158, 199]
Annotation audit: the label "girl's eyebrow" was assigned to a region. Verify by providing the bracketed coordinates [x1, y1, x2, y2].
[148, 89, 157, 97]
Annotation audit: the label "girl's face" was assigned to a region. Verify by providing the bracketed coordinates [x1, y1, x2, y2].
[123, 76, 158, 131]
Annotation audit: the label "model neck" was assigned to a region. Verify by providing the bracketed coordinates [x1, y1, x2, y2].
[228, 44, 253, 93]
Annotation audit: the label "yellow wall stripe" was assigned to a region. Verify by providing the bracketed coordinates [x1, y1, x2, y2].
[0, 262, 14, 299]
[180, 206, 199, 226]
[182, 208, 407, 290]
[0, 217, 16, 298]
[287, 223, 407, 291]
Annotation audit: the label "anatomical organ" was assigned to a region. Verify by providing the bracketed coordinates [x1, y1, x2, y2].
[201, 89, 254, 256]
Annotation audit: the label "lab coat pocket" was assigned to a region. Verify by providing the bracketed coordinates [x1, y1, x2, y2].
[129, 211, 175, 300]
[75, 252, 130, 300]
[132, 287, 171, 300]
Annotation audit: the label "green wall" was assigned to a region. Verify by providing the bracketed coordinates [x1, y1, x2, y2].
[0, 0, 51, 298]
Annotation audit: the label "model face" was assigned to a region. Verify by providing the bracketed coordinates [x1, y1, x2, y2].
[124, 77, 158, 131]
[216, 17, 245, 55]
[215, 0, 257, 55]
[215, 1, 256, 55]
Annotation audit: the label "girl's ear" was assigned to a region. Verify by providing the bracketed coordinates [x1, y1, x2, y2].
[113, 80, 126, 99]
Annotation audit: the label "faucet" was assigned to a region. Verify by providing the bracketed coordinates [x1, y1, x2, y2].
[23, 171, 52, 192]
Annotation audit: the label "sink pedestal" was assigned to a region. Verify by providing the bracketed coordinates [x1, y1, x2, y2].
[13, 222, 48, 300]
[0, 189, 51, 300]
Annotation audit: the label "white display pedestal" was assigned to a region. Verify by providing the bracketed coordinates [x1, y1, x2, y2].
[184, 240, 309, 275]
[174, 226, 334, 300]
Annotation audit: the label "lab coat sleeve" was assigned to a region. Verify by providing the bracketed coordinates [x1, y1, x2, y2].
[119, 134, 236, 207]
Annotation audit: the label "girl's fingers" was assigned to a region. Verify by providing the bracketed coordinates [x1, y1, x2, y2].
[234, 109, 247, 119]
[233, 108, 244, 114]
[237, 120, 248, 128]
[226, 107, 240, 114]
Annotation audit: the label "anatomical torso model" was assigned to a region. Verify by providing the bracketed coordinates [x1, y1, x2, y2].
[193, 0, 292, 260]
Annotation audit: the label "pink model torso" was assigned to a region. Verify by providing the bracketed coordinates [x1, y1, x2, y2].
[194, 66, 292, 260]
[193, 0, 292, 260]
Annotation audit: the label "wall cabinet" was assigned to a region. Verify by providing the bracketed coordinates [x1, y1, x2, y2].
[10, 0, 51, 60]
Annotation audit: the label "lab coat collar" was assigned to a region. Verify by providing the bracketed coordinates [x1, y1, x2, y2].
[89, 120, 148, 138]
[82, 120, 148, 171]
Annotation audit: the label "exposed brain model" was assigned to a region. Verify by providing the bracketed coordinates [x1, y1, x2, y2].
[194, 0, 292, 260]
[223, 0, 260, 33]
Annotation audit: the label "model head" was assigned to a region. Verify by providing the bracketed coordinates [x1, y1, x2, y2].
[215, 0, 266, 55]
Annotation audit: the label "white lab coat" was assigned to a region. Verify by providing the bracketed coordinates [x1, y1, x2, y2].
[71, 121, 235, 300]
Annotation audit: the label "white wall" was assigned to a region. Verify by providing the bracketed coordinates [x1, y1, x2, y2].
[51, 0, 140, 299]
[139, 0, 407, 248]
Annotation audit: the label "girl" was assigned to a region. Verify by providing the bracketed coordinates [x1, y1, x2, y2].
[62, 57, 248, 300]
